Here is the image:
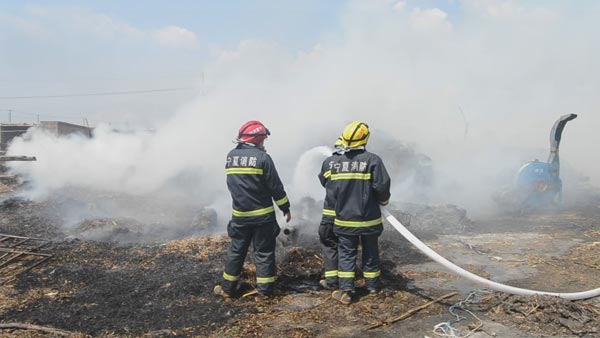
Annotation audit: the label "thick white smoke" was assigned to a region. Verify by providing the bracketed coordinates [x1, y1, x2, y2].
[7, 1, 600, 228]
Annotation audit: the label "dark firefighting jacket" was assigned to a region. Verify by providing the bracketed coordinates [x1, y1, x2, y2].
[226, 143, 290, 225]
[318, 150, 343, 223]
[331, 148, 391, 236]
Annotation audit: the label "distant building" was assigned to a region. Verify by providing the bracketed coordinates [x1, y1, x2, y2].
[0, 123, 32, 151]
[39, 121, 93, 138]
[0, 121, 92, 151]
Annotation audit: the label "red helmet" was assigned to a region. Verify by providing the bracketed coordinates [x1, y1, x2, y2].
[237, 120, 270, 144]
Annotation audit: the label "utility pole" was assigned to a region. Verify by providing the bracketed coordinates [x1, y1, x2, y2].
[37, 114, 40, 124]
[8, 109, 11, 123]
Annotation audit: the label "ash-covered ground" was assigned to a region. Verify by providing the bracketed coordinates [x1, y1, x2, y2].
[1, 182, 599, 337]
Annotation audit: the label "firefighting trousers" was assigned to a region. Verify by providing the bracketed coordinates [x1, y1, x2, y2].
[221, 220, 280, 295]
[337, 233, 381, 292]
[318, 218, 338, 286]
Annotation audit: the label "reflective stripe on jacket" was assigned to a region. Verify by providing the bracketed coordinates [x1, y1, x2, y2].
[226, 143, 290, 225]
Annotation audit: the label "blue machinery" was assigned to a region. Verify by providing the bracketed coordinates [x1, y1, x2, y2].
[513, 113, 577, 208]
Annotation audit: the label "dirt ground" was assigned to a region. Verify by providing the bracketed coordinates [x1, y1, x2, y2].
[1, 182, 599, 337]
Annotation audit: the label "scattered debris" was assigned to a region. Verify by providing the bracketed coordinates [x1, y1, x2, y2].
[367, 291, 458, 330]
[0, 233, 53, 284]
[70, 217, 145, 243]
[387, 203, 473, 236]
[481, 293, 600, 337]
[1, 179, 599, 337]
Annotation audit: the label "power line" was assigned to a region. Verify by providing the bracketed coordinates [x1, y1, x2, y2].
[2, 108, 96, 119]
[0, 87, 194, 100]
[1, 108, 88, 124]
[0, 70, 204, 87]
[0, 109, 35, 115]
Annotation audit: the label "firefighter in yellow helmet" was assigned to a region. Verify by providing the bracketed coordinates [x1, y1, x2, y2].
[317, 137, 344, 290]
[330, 121, 391, 304]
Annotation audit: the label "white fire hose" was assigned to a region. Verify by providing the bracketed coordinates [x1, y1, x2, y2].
[382, 207, 600, 300]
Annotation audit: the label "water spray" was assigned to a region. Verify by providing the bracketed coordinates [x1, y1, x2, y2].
[290, 146, 332, 199]
[382, 206, 600, 300]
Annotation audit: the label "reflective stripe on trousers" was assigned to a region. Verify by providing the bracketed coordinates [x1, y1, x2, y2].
[232, 205, 275, 217]
[334, 217, 382, 228]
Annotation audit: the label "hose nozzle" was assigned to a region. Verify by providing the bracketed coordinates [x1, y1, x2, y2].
[282, 225, 296, 236]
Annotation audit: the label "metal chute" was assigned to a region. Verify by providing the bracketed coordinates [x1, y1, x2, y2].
[547, 113, 577, 180]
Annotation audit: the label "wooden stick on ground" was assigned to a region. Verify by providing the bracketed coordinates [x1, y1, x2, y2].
[572, 261, 600, 270]
[242, 289, 258, 298]
[367, 291, 458, 330]
[0, 156, 37, 161]
[0, 323, 78, 337]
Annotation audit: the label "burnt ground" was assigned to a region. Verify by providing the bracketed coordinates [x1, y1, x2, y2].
[1, 183, 599, 337]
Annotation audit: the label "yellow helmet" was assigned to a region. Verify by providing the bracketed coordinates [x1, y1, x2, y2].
[341, 121, 370, 147]
[334, 136, 344, 147]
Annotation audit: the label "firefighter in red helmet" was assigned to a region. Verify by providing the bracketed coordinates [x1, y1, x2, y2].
[214, 120, 291, 300]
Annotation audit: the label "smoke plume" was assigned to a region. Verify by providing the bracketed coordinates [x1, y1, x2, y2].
[7, 1, 600, 234]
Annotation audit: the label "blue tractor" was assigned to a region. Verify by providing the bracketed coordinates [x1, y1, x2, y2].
[497, 113, 577, 211]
